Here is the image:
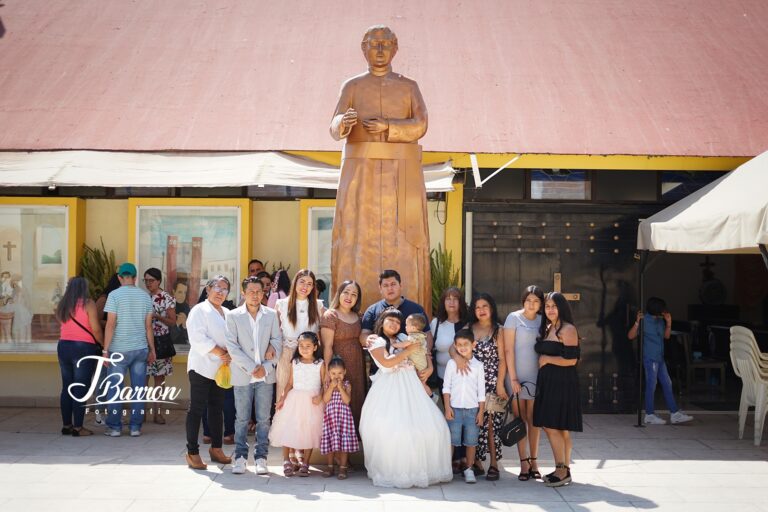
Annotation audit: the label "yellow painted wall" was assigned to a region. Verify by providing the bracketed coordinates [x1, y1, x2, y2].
[85, 199, 129, 265]
[427, 200, 446, 252]
[252, 201, 301, 272]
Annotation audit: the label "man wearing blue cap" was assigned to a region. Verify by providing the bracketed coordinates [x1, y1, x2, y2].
[102, 262, 156, 437]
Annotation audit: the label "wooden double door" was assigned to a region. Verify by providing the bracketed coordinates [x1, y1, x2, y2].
[469, 203, 658, 412]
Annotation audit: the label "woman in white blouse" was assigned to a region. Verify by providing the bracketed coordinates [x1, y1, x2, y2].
[430, 286, 468, 473]
[184, 275, 233, 470]
[430, 287, 468, 383]
[274, 268, 325, 469]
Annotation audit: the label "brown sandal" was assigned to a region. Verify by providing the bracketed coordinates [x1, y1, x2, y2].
[337, 465, 349, 480]
[322, 465, 335, 478]
[298, 463, 310, 477]
[283, 461, 295, 477]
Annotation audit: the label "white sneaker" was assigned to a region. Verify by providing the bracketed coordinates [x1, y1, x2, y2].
[644, 413, 666, 425]
[670, 411, 694, 424]
[130, 429, 141, 437]
[232, 456, 247, 474]
[255, 458, 269, 475]
[463, 467, 477, 484]
[104, 428, 121, 437]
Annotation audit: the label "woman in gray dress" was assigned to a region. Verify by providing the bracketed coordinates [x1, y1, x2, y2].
[503, 285, 544, 481]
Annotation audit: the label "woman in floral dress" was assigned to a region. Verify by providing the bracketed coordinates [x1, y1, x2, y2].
[143, 267, 176, 424]
[467, 292, 506, 480]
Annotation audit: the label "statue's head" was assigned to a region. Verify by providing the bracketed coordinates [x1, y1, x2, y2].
[361, 25, 398, 69]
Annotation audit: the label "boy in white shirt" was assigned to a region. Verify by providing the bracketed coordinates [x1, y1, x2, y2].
[442, 328, 486, 483]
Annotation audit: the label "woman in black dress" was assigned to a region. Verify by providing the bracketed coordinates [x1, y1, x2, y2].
[533, 292, 582, 487]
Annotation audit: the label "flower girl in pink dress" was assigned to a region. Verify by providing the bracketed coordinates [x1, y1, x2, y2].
[269, 331, 325, 476]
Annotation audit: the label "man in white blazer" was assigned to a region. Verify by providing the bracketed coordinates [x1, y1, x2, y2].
[225, 277, 282, 475]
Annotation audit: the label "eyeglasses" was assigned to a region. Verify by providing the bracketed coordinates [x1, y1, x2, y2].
[211, 286, 229, 294]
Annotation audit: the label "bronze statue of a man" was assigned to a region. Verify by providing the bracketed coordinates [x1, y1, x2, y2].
[330, 25, 431, 314]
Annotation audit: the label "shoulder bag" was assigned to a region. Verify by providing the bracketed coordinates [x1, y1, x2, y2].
[154, 332, 177, 359]
[498, 393, 528, 447]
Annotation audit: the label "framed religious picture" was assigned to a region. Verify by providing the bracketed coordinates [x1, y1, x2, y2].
[0, 198, 84, 351]
[128, 199, 252, 346]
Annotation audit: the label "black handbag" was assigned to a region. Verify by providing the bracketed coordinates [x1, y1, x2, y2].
[498, 393, 527, 447]
[154, 333, 176, 359]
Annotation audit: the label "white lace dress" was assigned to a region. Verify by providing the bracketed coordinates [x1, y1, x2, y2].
[359, 337, 453, 488]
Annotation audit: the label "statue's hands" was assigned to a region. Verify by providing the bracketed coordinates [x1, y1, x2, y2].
[362, 117, 388, 134]
[341, 108, 358, 129]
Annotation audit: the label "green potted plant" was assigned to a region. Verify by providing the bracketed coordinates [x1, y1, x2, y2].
[80, 238, 116, 300]
[430, 243, 462, 313]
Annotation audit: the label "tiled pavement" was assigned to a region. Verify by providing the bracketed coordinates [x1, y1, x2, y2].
[0, 407, 766, 512]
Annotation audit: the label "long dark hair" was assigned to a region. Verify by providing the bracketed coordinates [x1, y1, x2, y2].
[435, 286, 468, 323]
[540, 291, 576, 340]
[272, 269, 291, 295]
[329, 280, 362, 313]
[292, 331, 322, 363]
[100, 273, 121, 298]
[468, 292, 501, 340]
[287, 269, 320, 328]
[55, 276, 90, 323]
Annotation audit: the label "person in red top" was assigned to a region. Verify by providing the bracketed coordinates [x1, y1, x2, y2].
[56, 276, 103, 436]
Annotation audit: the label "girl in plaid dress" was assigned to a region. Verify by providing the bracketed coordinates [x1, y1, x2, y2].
[321, 355, 359, 479]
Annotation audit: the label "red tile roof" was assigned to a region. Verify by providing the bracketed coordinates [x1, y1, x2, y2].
[0, 0, 766, 156]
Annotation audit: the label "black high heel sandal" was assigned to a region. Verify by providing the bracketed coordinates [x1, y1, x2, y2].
[528, 456, 542, 479]
[544, 463, 571, 487]
[518, 458, 531, 481]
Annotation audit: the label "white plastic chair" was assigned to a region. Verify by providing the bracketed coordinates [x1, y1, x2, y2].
[730, 334, 768, 371]
[729, 344, 768, 446]
[730, 326, 768, 364]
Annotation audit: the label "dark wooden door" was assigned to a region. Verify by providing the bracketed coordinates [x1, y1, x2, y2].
[470, 204, 658, 412]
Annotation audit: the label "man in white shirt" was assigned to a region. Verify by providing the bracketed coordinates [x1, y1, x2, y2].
[225, 277, 282, 475]
[442, 328, 486, 484]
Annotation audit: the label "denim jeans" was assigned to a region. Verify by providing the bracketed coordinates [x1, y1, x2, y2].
[105, 348, 149, 431]
[448, 407, 480, 447]
[57, 340, 99, 428]
[202, 386, 235, 437]
[234, 381, 273, 460]
[644, 358, 678, 415]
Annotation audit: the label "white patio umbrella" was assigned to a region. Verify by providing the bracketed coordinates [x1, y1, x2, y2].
[637, 150, 768, 262]
[633, 150, 768, 426]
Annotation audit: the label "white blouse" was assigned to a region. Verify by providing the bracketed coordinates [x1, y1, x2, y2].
[186, 300, 229, 380]
[275, 297, 324, 343]
[430, 318, 459, 379]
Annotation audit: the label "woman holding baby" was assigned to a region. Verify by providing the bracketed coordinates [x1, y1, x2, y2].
[358, 307, 452, 488]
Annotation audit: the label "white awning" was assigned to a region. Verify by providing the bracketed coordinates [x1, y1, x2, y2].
[637, 151, 768, 254]
[0, 150, 456, 192]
